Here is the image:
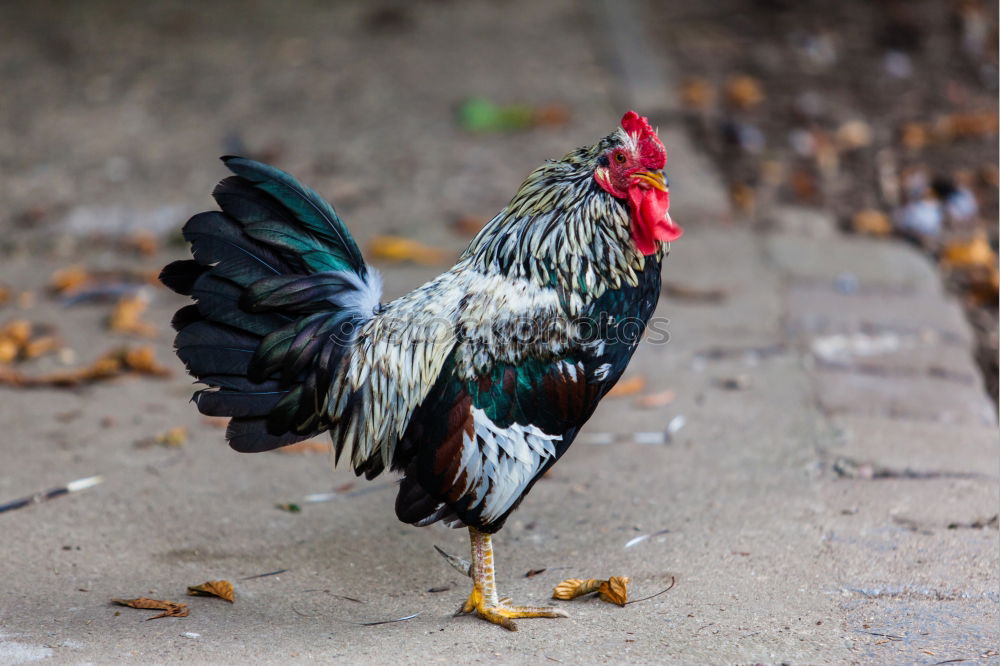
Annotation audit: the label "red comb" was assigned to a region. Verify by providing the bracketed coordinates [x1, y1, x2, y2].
[621, 111, 666, 170]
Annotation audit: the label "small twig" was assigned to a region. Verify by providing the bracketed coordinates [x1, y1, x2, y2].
[0, 475, 103, 514]
[624, 576, 676, 605]
[863, 631, 903, 641]
[241, 569, 287, 580]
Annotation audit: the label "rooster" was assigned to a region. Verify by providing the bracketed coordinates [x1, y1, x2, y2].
[161, 111, 681, 630]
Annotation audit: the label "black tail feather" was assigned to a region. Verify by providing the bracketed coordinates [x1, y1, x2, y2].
[163, 157, 382, 454]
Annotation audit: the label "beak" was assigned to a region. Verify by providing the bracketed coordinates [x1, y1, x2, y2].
[630, 170, 667, 191]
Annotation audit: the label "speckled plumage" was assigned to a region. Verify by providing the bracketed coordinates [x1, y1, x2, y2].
[162, 118, 671, 534]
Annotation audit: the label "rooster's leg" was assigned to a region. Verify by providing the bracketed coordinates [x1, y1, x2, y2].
[455, 527, 567, 631]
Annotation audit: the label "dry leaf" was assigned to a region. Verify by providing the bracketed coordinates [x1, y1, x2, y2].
[123, 231, 160, 256]
[49, 267, 90, 294]
[790, 169, 818, 202]
[941, 234, 996, 269]
[681, 78, 714, 110]
[835, 120, 873, 150]
[552, 578, 602, 600]
[0, 345, 170, 388]
[22, 336, 60, 360]
[635, 389, 676, 409]
[598, 576, 630, 606]
[729, 183, 756, 214]
[0, 321, 61, 364]
[0, 284, 10, 306]
[276, 440, 332, 455]
[121, 346, 171, 376]
[108, 296, 157, 337]
[367, 235, 453, 266]
[935, 111, 998, 140]
[606, 375, 647, 398]
[900, 123, 928, 149]
[187, 580, 234, 603]
[48, 267, 163, 299]
[552, 576, 630, 605]
[524, 568, 547, 578]
[662, 282, 728, 303]
[2, 320, 32, 347]
[725, 75, 764, 110]
[450, 216, 487, 238]
[0, 338, 17, 364]
[112, 597, 190, 620]
[851, 209, 892, 236]
[155, 426, 188, 447]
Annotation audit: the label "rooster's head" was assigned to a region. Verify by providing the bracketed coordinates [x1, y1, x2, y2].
[593, 111, 682, 255]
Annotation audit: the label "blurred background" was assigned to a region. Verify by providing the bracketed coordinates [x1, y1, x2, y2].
[1, 0, 995, 397]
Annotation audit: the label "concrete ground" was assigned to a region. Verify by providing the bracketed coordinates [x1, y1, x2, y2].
[1, 1, 997, 664]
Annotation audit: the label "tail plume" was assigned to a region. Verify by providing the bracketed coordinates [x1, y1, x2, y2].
[161, 157, 381, 452]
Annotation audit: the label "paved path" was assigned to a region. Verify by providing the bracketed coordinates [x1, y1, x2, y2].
[1, 1, 996, 664]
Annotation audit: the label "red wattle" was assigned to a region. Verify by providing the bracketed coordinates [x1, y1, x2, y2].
[627, 184, 682, 255]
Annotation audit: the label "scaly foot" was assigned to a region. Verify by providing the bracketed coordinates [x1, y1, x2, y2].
[455, 579, 567, 631]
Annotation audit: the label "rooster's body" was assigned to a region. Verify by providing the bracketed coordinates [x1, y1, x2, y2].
[162, 111, 680, 629]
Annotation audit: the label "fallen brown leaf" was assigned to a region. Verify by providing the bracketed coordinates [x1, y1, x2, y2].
[0, 284, 10, 306]
[108, 296, 157, 337]
[851, 209, 892, 236]
[941, 233, 996, 269]
[187, 580, 234, 603]
[552, 578, 601, 600]
[367, 235, 453, 266]
[935, 111, 999, 140]
[725, 75, 764, 110]
[635, 389, 676, 409]
[0, 338, 17, 364]
[22, 336, 60, 360]
[662, 282, 728, 303]
[449, 216, 487, 238]
[598, 576, 630, 606]
[0, 345, 170, 388]
[681, 78, 714, 110]
[606, 375, 646, 398]
[155, 426, 188, 447]
[524, 568, 547, 578]
[49, 267, 90, 294]
[276, 440, 332, 455]
[48, 267, 163, 299]
[900, 122, 928, 149]
[112, 596, 189, 620]
[121, 346, 171, 376]
[2, 320, 32, 347]
[122, 231, 160, 257]
[552, 576, 630, 605]
[0, 321, 61, 364]
[729, 182, 756, 214]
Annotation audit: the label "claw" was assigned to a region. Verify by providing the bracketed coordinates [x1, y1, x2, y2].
[434, 545, 472, 577]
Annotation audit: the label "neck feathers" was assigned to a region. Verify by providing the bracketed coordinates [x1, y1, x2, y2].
[462, 160, 651, 311]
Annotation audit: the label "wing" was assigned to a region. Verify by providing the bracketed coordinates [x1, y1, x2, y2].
[394, 352, 605, 532]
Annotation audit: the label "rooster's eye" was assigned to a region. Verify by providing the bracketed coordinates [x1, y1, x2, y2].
[614, 152, 627, 164]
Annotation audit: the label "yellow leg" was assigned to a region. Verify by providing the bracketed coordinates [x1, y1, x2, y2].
[455, 527, 568, 631]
